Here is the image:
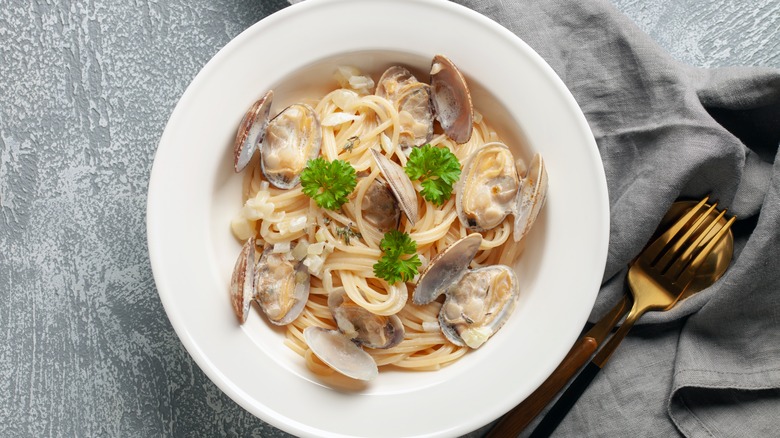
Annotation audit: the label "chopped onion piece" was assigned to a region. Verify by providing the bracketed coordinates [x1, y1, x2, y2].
[315, 227, 328, 243]
[473, 110, 483, 124]
[307, 242, 326, 255]
[303, 255, 324, 276]
[333, 65, 375, 95]
[331, 89, 359, 111]
[244, 190, 284, 223]
[273, 242, 290, 253]
[460, 326, 493, 349]
[348, 76, 375, 95]
[291, 241, 309, 261]
[230, 215, 255, 241]
[289, 216, 308, 232]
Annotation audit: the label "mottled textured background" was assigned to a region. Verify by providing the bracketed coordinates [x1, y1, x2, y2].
[0, 0, 777, 437]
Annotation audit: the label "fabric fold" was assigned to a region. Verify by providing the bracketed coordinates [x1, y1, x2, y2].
[669, 152, 780, 437]
[450, 0, 780, 436]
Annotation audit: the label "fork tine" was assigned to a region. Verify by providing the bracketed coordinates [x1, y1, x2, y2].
[654, 202, 718, 271]
[643, 197, 709, 261]
[674, 215, 736, 287]
[665, 208, 726, 278]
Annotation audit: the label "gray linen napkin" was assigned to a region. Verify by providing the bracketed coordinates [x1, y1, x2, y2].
[447, 0, 780, 436]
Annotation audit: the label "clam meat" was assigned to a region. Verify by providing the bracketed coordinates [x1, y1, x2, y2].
[361, 178, 402, 233]
[303, 288, 404, 381]
[328, 288, 404, 349]
[456, 143, 548, 242]
[261, 103, 322, 189]
[254, 244, 310, 325]
[229, 239, 310, 326]
[370, 149, 419, 225]
[376, 66, 434, 148]
[439, 265, 519, 349]
[412, 233, 520, 349]
[456, 143, 519, 232]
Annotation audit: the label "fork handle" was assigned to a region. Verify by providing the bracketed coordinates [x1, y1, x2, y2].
[484, 337, 599, 438]
[528, 307, 643, 437]
[527, 362, 602, 438]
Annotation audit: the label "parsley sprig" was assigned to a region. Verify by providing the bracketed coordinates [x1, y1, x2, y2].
[373, 230, 422, 284]
[404, 144, 461, 206]
[300, 158, 357, 210]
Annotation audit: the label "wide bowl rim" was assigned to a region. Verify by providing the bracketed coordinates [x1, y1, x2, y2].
[147, 0, 609, 437]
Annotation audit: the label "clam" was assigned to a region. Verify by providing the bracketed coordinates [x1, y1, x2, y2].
[361, 178, 401, 233]
[228, 240, 310, 325]
[375, 65, 418, 101]
[376, 66, 434, 148]
[512, 152, 549, 242]
[438, 265, 519, 349]
[229, 237, 256, 323]
[396, 83, 435, 148]
[233, 90, 273, 172]
[328, 288, 404, 349]
[303, 288, 404, 381]
[254, 244, 310, 325]
[456, 143, 520, 232]
[413, 233, 481, 305]
[370, 149, 419, 225]
[303, 327, 378, 381]
[430, 54, 473, 144]
[412, 233, 520, 349]
[456, 143, 548, 242]
[261, 103, 322, 189]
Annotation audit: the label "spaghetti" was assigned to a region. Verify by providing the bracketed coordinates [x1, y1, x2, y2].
[231, 67, 523, 374]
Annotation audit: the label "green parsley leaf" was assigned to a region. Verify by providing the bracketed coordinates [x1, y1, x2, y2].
[300, 158, 357, 210]
[373, 230, 422, 284]
[404, 144, 461, 206]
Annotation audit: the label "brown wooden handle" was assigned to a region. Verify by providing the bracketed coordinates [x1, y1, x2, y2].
[485, 336, 599, 437]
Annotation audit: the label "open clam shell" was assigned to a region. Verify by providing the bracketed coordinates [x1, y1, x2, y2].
[438, 265, 520, 349]
[370, 149, 419, 225]
[412, 233, 482, 305]
[361, 178, 402, 233]
[430, 54, 473, 144]
[261, 103, 322, 189]
[412, 233, 520, 349]
[512, 153, 548, 242]
[375, 65, 418, 101]
[328, 288, 404, 349]
[376, 66, 434, 148]
[233, 90, 273, 172]
[254, 244, 310, 325]
[229, 237, 256, 323]
[304, 327, 379, 381]
[456, 143, 520, 232]
[396, 82, 434, 148]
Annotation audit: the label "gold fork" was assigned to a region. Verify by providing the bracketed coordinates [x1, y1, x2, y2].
[527, 197, 735, 437]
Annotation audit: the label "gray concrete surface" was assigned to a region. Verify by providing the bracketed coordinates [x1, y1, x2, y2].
[0, 0, 777, 437]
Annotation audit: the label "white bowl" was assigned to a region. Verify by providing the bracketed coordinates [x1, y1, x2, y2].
[147, 0, 609, 437]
